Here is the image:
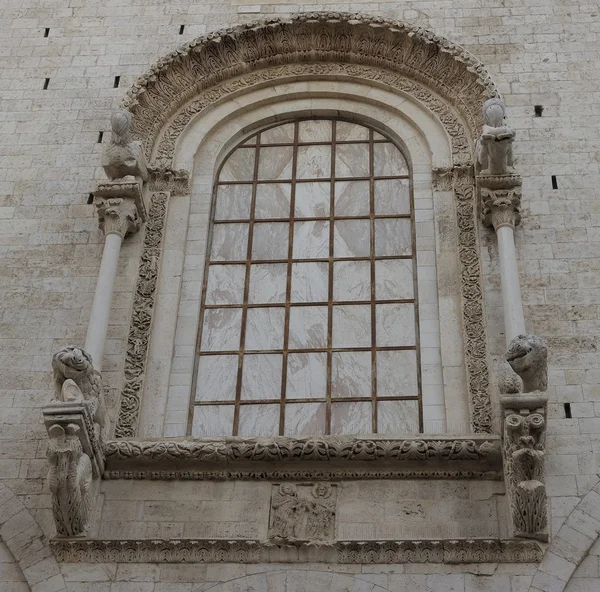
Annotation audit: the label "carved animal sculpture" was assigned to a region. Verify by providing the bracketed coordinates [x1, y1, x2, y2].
[47, 423, 93, 536]
[52, 346, 106, 432]
[506, 334, 548, 393]
[497, 359, 524, 395]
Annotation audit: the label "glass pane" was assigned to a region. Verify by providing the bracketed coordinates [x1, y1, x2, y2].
[286, 353, 327, 400]
[200, 308, 242, 352]
[336, 121, 369, 141]
[335, 143, 369, 178]
[241, 354, 283, 400]
[284, 403, 326, 436]
[255, 183, 291, 219]
[258, 146, 293, 180]
[334, 180, 370, 216]
[220, 148, 255, 182]
[334, 220, 370, 257]
[261, 123, 294, 144]
[293, 221, 329, 259]
[373, 142, 408, 176]
[377, 350, 418, 396]
[205, 264, 246, 305]
[215, 184, 252, 220]
[245, 307, 285, 350]
[192, 405, 234, 437]
[295, 181, 330, 217]
[376, 303, 415, 347]
[211, 224, 248, 261]
[248, 263, 287, 304]
[375, 259, 414, 300]
[289, 306, 328, 349]
[296, 145, 331, 179]
[238, 404, 280, 437]
[291, 262, 328, 302]
[377, 400, 419, 434]
[252, 222, 289, 260]
[331, 351, 371, 398]
[332, 305, 371, 348]
[331, 401, 372, 435]
[333, 261, 370, 302]
[195, 355, 238, 402]
[374, 179, 410, 215]
[375, 218, 412, 256]
[299, 119, 331, 142]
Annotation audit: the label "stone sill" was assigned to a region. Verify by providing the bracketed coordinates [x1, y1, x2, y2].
[103, 435, 503, 480]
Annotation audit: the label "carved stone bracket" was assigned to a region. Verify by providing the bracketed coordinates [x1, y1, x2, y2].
[93, 180, 146, 238]
[479, 175, 522, 230]
[500, 393, 548, 541]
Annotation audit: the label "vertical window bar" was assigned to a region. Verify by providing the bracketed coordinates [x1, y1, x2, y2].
[368, 129, 378, 433]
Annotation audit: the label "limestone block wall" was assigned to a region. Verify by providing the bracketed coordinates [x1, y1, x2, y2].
[1, 0, 600, 590]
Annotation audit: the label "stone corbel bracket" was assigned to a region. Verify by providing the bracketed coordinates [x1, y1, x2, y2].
[500, 393, 548, 541]
[103, 436, 503, 480]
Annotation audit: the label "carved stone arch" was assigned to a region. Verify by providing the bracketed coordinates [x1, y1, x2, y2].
[121, 11, 499, 166]
[0, 482, 67, 592]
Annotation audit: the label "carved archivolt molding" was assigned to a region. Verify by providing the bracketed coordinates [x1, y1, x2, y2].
[121, 12, 498, 164]
[51, 538, 543, 564]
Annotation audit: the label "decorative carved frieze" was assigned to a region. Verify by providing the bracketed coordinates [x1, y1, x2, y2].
[51, 537, 543, 564]
[115, 192, 169, 438]
[147, 166, 190, 196]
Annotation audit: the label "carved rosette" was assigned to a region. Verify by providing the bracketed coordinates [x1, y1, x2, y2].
[500, 394, 548, 541]
[479, 175, 523, 230]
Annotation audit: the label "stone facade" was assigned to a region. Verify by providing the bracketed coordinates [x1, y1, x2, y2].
[1, 2, 600, 592]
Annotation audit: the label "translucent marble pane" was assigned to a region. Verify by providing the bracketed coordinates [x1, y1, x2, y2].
[375, 259, 414, 300]
[331, 401, 372, 435]
[200, 308, 242, 352]
[375, 218, 412, 256]
[215, 184, 252, 220]
[376, 350, 418, 396]
[192, 405, 234, 436]
[220, 148, 255, 182]
[205, 264, 246, 305]
[255, 184, 291, 219]
[336, 121, 369, 141]
[295, 182, 330, 217]
[245, 307, 285, 350]
[331, 351, 371, 398]
[248, 263, 287, 304]
[289, 306, 328, 349]
[293, 221, 329, 259]
[286, 352, 327, 400]
[333, 261, 371, 302]
[261, 123, 294, 144]
[237, 404, 279, 437]
[377, 400, 419, 434]
[334, 180, 370, 216]
[257, 146, 293, 180]
[334, 220, 370, 257]
[373, 143, 408, 176]
[211, 224, 248, 261]
[332, 305, 371, 348]
[298, 119, 332, 142]
[284, 403, 326, 436]
[195, 355, 238, 402]
[296, 145, 331, 179]
[252, 222, 289, 260]
[242, 135, 256, 146]
[335, 143, 369, 178]
[291, 262, 328, 302]
[374, 179, 410, 215]
[376, 303, 415, 347]
[241, 354, 283, 400]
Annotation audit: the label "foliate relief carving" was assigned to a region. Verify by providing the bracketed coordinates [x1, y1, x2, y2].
[115, 192, 168, 438]
[480, 185, 522, 230]
[95, 196, 141, 239]
[47, 423, 93, 536]
[506, 333, 548, 393]
[269, 483, 336, 542]
[501, 394, 548, 540]
[147, 166, 190, 196]
[121, 12, 498, 160]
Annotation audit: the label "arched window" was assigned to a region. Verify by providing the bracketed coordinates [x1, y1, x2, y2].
[189, 118, 440, 437]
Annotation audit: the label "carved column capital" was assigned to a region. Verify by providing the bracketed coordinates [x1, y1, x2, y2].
[93, 178, 147, 239]
[479, 177, 522, 230]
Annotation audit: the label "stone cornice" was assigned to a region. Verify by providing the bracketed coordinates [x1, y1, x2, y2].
[51, 537, 543, 564]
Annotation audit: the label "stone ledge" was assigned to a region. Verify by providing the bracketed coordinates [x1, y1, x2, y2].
[103, 436, 503, 480]
[50, 538, 544, 564]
